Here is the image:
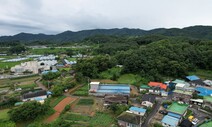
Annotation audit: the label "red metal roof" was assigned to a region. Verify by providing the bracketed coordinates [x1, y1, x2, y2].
[148, 82, 167, 90]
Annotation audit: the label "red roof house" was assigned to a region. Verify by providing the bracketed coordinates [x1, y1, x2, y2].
[148, 82, 167, 90]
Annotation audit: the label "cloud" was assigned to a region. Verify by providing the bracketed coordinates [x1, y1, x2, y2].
[0, 0, 212, 35]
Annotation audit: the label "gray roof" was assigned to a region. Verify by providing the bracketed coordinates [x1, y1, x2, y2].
[141, 94, 156, 103]
[23, 90, 47, 99]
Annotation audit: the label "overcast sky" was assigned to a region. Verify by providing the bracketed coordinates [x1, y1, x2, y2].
[0, 0, 212, 36]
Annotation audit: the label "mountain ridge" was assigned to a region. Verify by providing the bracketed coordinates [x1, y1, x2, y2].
[1, 25, 212, 43]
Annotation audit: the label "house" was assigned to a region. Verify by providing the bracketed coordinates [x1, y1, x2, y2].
[172, 90, 193, 104]
[186, 75, 205, 86]
[149, 86, 161, 95]
[161, 115, 180, 127]
[129, 107, 147, 116]
[179, 119, 192, 127]
[141, 94, 156, 107]
[148, 82, 167, 90]
[104, 95, 128, 106]
[166, 102, 188, 116]
[117, 112, 144, 127]
[22, 90, 47, 102]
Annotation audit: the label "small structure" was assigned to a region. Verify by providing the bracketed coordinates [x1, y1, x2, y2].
[117, 112, 144, 127]
[204, 80, 212, 87]
[140, 84, 151, 92]
[179, 119, 192, 127]
[190, 99, 203, 106]
[104, 95, 128, 106]
[186, 75, 205, 86]
[149, 86, 161, 95]
[129, 107, 147, 116]
[141, 94, 156, 107]
[186, 75, 200, 81]
[22, 90, 47, 102]
[41, 69, 58, 75]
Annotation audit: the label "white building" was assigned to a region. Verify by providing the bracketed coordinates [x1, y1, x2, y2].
[11, 61, 39, 74]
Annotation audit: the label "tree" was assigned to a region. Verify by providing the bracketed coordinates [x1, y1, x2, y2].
[8, 101, 50, 122]
[52, 85, 64, 97]
[42, 72, 61, 80]
[153, 122, 163, 127]
[9, 44, 26, 55]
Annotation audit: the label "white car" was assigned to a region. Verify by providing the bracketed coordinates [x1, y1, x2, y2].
[192, 118, 199, 125]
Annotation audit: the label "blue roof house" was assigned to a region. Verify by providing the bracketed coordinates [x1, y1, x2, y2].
[186, 75, 200, 81]
[161, 115, 180, 127]
[129, 107, 147, 116]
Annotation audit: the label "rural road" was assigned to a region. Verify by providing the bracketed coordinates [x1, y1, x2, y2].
[142, 98, 162, 127]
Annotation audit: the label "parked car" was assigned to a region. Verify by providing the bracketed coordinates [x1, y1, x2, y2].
[192, 118, 199, 125]
[159, 110, 168, 115]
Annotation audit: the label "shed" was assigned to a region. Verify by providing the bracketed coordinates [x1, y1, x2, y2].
[186, 75, 200, 81]
[161, 115, 180, 127]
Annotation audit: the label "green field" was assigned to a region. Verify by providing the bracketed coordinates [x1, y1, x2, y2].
[167, 102, 188, 115]
[73, 85, 88, 96]
[77, 99, 94, 105]
[30, 48, 67, 54]
[0, 109, 10, 120]
[118, 74, 142, 85]
[19, 83, 36, 89]
[0, 61, 21, 69]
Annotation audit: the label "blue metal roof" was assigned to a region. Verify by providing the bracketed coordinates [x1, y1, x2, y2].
[41, 70, 58, 75]
[186, 75, 200, 81]
[168, 112, 181, 119]
[129, 107, 147, 113]
[161, 115, 180, 126]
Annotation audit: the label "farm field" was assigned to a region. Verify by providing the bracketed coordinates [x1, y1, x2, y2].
[118, 74, 142, 85]
[0, 109, 10, 120]
[62, 111, 116, 127]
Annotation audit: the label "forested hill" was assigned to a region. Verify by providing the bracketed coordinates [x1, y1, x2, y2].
[1, 25, 212, 43]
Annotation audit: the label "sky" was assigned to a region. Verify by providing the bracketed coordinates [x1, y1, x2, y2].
[0, 0, 212, 36]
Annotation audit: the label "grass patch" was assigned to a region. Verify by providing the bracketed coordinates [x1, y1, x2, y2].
[77, 99, 94, 105]
[67, 57, 77, 61]
[30, 48, 67, 55]
[118, 74, 142, 85]
[0, 109, 10, 120]
[50, 96, 66, 107]
[73, 85, 88, 96]
[0, 61, 21, 69]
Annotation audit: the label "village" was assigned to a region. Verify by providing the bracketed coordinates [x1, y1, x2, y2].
[0, 50, 211, 127]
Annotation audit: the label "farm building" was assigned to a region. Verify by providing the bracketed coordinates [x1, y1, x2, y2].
[104, 95, 128, 106]
[22, 90, 48, 103]
[89, 82, 130, 96]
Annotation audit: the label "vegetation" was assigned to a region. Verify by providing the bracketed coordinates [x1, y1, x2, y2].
[77, 99, 94, 105]
[73, 85, 88, 96]
[50, 96, 66, 107]
[153, 122, 163, 127]
[109, 104, 129, 116]
[8, 101, 51, 122]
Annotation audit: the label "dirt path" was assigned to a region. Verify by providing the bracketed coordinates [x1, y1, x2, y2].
[45, 96, 78, 123]
[34, 78, 48, 90]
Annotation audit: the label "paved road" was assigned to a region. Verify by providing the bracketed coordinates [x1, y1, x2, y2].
[142, 98, 162, 127]
[34, 78, 48, 90]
